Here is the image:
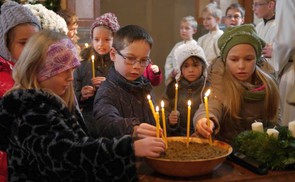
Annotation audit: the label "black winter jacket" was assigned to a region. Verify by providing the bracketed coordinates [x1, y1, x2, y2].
[92, 66, 156, 138]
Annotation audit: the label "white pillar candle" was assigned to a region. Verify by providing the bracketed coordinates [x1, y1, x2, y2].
[288, 121, 295, 137]
[266, 128, 279, 139]
[251, 121, 264, 133]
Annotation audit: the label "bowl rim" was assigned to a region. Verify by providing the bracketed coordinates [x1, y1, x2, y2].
[145, 136, 233, 162]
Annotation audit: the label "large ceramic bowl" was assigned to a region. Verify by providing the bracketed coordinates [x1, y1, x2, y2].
[145, 137, 232, 177]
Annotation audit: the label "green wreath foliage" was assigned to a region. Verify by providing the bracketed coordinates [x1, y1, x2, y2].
[233, 126, 295, 170]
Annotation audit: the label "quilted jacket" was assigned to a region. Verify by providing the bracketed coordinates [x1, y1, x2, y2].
[0, 89, 138, 181]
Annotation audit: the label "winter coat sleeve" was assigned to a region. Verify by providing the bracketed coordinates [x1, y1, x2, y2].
[1, 92, 138, 181]
[92, 94, 141, 139]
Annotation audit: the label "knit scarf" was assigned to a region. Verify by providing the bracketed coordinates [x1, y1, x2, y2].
[242, 82, 266, 101]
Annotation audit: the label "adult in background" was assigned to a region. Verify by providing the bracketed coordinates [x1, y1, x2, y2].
[273, 0, 295, 125]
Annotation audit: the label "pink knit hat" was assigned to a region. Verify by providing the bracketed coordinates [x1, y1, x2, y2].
[90, 12, 120, 39]
[37, 38, 80, 82]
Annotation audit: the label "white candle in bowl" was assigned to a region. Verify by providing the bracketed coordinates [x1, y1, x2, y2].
[288, 121, 295, 137]
[251, 121, 264, 133]
[266, 128, 279, 139]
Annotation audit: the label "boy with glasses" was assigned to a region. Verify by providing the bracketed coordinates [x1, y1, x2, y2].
[92, 25, 160, 139]
[253, 0, 276, 71]
[224, 3, 245, 27]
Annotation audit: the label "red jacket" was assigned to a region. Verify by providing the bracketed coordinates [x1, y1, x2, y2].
[143, 63, 163, 86]
[0, 56, 13, 181]
[0, 56, 14, 97]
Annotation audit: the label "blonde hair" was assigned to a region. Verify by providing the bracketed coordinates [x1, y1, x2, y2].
[8, 30, 76, 112]
[221, 64, 279, 120]
[181, 16, 198, 29]
[203, 3, 223, 21]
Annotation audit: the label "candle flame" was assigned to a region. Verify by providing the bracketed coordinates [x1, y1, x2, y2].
[156, 106, 159, 112]
[161, 100, 164, 108]
[205, 89, 211, 97]
[175, 83, 178, 89]
[85, 43, 89, 48]
[188, 100, 191, 106]
[147, 95, 151, 100]
[91, 55, 94, 62]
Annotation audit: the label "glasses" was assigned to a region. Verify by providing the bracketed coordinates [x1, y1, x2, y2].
[115, 49, 151, 67]
[252, 2, 269, 8]
[226, 15, 241, 19]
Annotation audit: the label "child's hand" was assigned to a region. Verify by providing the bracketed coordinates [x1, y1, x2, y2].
[91, 76, 106, 88]
[195, 118, 214, 138]
[134, 123, 162, 139]
[134, 137, 165, 157]
[81, 85, 95, 101]
[150, 64, 159, 74]
[168, 110, 179, 125]
[262, 44, 273, 58]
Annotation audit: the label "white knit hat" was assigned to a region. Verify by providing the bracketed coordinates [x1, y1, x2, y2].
[0, 1, 41, 61]
[174, 42, 208, 81]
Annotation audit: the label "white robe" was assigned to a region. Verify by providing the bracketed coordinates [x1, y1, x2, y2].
[273, 0, 295, 125]
[198, 29, 223, 65]
[255, 19, 276, 71]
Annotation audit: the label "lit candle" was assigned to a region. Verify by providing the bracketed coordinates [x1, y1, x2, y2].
[91, 55, 95, 78]
[288, 121, 295, 137]
[156, 106, 160, 138]
[174, 83, 178, 111]
[186, 100, 191, 147]
[85, 43, 89, 48]
[161, 101, 168, 148]
[147, 95, 157, 123]
[204, 89, 212, 145]
[266, 127, 279, 139]
[251, 120, 264, 133]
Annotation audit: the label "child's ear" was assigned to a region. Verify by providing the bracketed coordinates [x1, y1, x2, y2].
[109, 47, 116, 62]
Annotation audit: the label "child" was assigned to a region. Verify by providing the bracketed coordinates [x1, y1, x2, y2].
[0, 1, 40, 63]
[74, 12, 119, 127]
[0, 30, 165, 181]
[224, 3, 245, 27]
[253, 0, 276, 70]
[163, 43, 209, 136]
[0, 2, 40, 180]
[57, 9, 81, 55]
[198, 3, 223, 64]
[57, 9, 79, 43]
[91, 25, 159, 139]
[164, 16, 198, 85]
[193, 24, 280, 144]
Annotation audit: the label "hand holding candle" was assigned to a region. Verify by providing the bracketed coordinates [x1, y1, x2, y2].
[186, 100, 191, 147]
[91, 55, 95, 78]
[174, 83, 178, 111]
[204, 89, 212, 145]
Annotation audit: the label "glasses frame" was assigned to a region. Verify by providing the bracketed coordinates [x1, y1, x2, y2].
[115, 48, 151, 67]
[252, 2, 269, 8]
[226, 15, 242, 19]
